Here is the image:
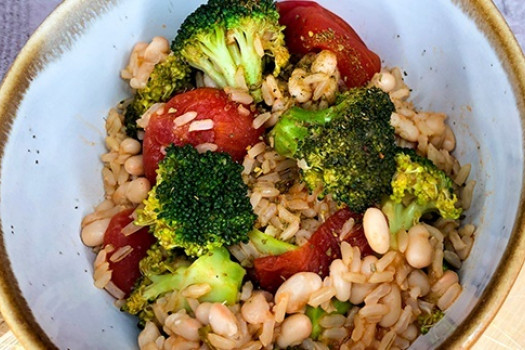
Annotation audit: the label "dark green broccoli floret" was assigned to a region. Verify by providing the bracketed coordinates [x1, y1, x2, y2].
[124, 54, 191, 137]
[382, 149, 462, 244]
[417, 308, 445, 334]
[171, 0, 289, 101]
[135, 144, 256, 257]
[248, 229, 298, 256]
[306, 300, 352, 340]
[272, 87, 397, 212]
[122, 245, 245, 326]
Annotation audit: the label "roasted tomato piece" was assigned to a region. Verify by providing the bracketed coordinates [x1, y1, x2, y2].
[277, 1, 380, 88]
[142, 88, 263, 183]
[103, 208, 155, 296]
[253, 207, 373, 292]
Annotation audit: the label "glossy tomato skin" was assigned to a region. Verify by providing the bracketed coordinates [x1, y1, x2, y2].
[276, 1, 380, 88]
[103, 208, 156, 296]
[143, 88, 263, 184]
[253, 207, 373, 292]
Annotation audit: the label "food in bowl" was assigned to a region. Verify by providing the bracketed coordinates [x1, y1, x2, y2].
[80, 0, 476, 348]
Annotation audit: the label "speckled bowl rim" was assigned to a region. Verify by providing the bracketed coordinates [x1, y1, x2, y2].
[0, 0, 524, 349]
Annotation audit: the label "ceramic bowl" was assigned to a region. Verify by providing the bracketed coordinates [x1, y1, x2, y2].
[1, 0, 524, 349]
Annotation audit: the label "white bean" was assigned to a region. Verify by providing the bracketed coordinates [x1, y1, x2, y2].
[241, 292, 271, 324]
[195, 302, 212, 325]
[209, 303, 238, 337]
[437, 283, 462, 310]
[120, 138, 142, 155]
[164, 312, 202, 341]
[405, 224, 433, 268]
[363, 208, 390, 254]
[124, 155, 144, 176]
[81, 218, 111, 246]
[126, 177, 151, 204]
[330, 259, 351, 302]
[431, 270, 459, 296]
[276, 314, 312, 348]
[377, 72, 396, 92]
[407, 270, 430, 297]
[275, 272, 322, 313]
[379, 284, 401, 328]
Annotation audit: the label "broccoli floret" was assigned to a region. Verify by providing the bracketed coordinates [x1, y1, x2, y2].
[417, 308, 445, 334]
[382, 149, 462, 242]
[124, 54, 191, 137]
[248, 229, 298, 256]
[123, 246, 245, 325]
[171, 0, 289, 101]
[135, 144, 256, 257]
[306, 300, 352, 340]
[272, 87, 397, 212]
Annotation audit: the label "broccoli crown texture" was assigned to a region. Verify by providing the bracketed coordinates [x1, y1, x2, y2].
[417, 308, 445, 334]
[135, 144, 256, 257]
[171, 0, 289, 101]
[382, 149, 462, 237]
[273, 87, 397, 212]
[124, 54, 191, 137]
[122, 246, 245, 326]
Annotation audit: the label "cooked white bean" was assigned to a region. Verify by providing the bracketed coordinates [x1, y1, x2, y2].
[377, 72, 396, 92]
[379, 284, 401, 328]
[363, 208, 390, 254]
[437, 283, 462, 310]
[209, 303, 238, 337]
[81, 218, 111, 246]
[126, 178, 151, 204]
[195, 302, 212, 325]
[330, 259, 351, 302]
[405, 224, 433, 268]
[241, 292, 271, 324]
[407, 270, 430, 297]
[275, 272, 323, 313]
[120, 138, 142, 155]
[431, 270, 459, 296]
[276, 314, 312, 348]
[124, 155, 144, 176]
[164, 312, 202, 341]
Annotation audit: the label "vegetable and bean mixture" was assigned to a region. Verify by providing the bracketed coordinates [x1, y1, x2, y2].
[81, 1, 476, 349]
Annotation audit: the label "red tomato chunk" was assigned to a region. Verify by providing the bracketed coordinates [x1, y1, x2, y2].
[253, 207, 373, 293]
[143, 88, 263, 184]
[277, 1, 380, 88]
[103, 209, 155, 296]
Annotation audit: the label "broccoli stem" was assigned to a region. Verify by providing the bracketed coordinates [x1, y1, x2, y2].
[248, 229, 298, 256]
[306, 300, 352, 340]
[383, 199, 434, 249]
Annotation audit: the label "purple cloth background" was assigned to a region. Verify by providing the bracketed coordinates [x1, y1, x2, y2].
[0, 1, 524, 80]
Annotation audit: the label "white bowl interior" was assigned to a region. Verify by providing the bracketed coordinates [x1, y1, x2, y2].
[0, 0, 522, 349]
